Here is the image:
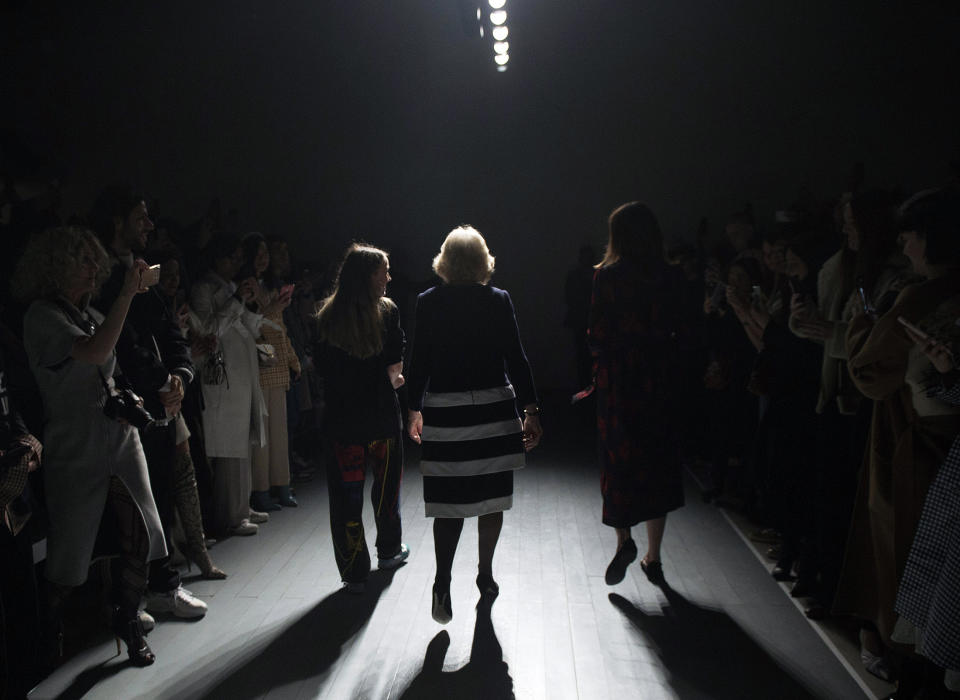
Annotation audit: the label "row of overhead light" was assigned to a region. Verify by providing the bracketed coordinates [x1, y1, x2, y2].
[479, 0, 510, 71]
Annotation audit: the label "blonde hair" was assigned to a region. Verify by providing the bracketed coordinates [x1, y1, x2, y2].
[10, 227, 111, 304]
[316, 243, 395, 359]
[432, 225, 495, 285]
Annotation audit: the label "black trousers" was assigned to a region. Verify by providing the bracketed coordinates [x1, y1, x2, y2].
[0, 523, 39, 700]
[139, 422, 181, 594]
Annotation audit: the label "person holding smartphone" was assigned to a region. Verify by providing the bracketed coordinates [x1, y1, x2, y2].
[835, 187, 960, 694]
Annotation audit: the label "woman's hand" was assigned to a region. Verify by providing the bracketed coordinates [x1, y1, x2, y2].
[522, 413, 542, 451]
[236, 277, 258, 303]
[387, 361, 405, 389]
[121, 259, 151, 298]
[407, 410, 423, 444]
[903, 324, 955, 373]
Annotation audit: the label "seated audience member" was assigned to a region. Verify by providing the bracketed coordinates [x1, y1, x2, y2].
[190, 232, 268, 537]
[835, 188, 960, 687]
[13, 227, 166, 666]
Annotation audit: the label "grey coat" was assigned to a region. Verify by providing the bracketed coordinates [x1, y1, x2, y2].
[23, 299, 166, 586]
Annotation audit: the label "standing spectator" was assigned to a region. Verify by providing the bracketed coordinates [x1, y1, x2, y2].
[190, 233, 268, 537]
[14, 227, 166, 666]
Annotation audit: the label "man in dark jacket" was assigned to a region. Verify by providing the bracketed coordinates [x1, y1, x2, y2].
[90, 187, 206, 619]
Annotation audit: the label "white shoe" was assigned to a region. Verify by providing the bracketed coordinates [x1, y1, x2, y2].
[249, 509, 269, 524]
[138, 609, 155, 632]
[228, 519, 258, 536]
[144, 585, 208, 619]
[378, 543, 410, 570]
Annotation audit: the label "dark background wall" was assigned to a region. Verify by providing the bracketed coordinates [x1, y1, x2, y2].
[3, 1, 959, 387]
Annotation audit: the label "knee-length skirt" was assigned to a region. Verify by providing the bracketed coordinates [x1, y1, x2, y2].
[420, 385, 525, 518]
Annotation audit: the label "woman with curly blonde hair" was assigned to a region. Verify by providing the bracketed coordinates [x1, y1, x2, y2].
[407, 225, 542, 624]
[13, 227, 166, 667]
[316, 243, 409, 593]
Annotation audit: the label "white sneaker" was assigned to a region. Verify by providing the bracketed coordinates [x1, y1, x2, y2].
[228, 519, 258, 536]
[138, 609, 155, 632]
[378, 543, 410, 570]
[144, 585, 208, 618]
[249, 509, 269, 524]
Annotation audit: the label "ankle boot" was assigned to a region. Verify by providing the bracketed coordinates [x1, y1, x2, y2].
[273, 484, 298, 507]
[173, 449, 227, 579]
[251, 490, 281, 512]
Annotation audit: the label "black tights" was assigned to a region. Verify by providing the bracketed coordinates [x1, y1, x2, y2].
[433, 512, 504, 584]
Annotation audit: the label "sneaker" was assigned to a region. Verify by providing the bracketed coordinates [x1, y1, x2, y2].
[344, 581, 366, 594]
[138, 610, 155, 633]
[605, 538, 638, 585]
[144, 585, 208, 618]
[248, 509, 269, 524]
[378, 543, 410, 570]
[227, 519, 258, 536]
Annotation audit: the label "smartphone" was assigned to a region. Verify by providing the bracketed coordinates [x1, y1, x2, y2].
[857, 286, 876, 317]
[897, 315, 928, 341]
[751, 285, 764, 304]
[142, 264, 161, 287]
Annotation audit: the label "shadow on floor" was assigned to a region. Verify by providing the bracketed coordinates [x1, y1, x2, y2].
[146, 567, 401, 700]
[397, 596, 513, 700]
[609, 582, 817, 700]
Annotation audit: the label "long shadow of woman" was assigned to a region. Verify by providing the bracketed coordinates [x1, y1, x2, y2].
[399, 597, 514, 700]
[609, 582, 817, 700]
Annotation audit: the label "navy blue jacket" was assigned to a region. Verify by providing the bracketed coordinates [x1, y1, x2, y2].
[407, 284, 537, 411]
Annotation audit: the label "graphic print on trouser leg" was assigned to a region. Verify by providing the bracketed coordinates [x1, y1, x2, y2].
[368, 437, 403, 560]
[327, 443, 371, 583]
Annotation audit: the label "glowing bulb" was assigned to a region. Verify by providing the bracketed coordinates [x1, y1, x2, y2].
[488, 0, 506, 8]
[490, 10, 507, 25]
[497, 65, 508, 72]
[494, 41, 509, 54]
[476, 7, 481, 19]
[494, 53, 509, 65]
[479, 25, 484, 38]
[492, 25, 508, 41]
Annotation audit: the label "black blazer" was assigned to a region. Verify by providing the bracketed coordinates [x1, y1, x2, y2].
[407, 284, 537, 411]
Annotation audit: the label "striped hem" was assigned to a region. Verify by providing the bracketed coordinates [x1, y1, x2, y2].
[422, 385, 516, 408]
[422, 418, 522, 442]
[425, 495, 513, 518]
[420, 453, 525, 477]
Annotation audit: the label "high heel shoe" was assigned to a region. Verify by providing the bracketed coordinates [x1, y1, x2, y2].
[476, 572, 500, 598]
[113, 609, 156, 666]
[432, 582, 452, 624]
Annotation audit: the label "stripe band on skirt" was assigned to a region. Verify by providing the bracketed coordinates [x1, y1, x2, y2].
[421, 385, 524, 518]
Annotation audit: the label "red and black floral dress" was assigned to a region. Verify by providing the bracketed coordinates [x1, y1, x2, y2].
[589, 259, 685, 528]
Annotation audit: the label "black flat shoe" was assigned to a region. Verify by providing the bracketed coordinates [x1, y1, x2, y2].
[640, 559, 664, 583]
[476, 573, 500, 598]
[605, 539, 638, 585]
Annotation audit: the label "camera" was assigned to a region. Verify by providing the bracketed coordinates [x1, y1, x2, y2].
[103, 389, 155, 430]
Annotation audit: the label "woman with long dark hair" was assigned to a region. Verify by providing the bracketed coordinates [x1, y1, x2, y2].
[591, 202, 685, 585]
[316, 243, 409, 593]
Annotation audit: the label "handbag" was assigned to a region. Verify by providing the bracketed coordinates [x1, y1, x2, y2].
[256, 343, 278, 368]
[202, 349, 228, 385]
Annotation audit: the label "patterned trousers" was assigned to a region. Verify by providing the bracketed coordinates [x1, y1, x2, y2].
[326, 437, 403, 584]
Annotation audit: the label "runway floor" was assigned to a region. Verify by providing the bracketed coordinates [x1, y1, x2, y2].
[29, 404, 871, 700]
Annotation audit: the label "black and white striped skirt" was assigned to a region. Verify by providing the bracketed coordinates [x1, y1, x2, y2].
[420, 385, 525, 518]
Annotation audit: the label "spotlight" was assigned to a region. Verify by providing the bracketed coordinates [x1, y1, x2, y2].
[494, 53, 509, 65]
[488, 0, 506, 8]
[494, 41, 509, 54]
[476, 7, 481, 20]
[490, 10, 507, 25]
[492, 25, 508, 41]
[497, 65, 508, 72]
